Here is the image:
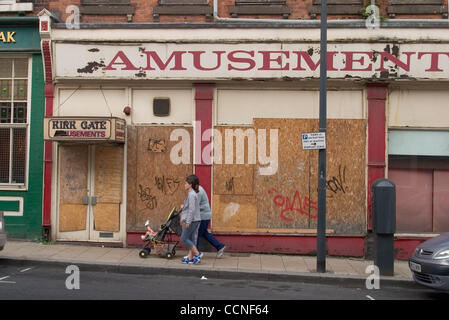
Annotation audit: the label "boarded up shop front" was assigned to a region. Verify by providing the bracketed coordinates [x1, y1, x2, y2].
[210, 89, 367, 244]
[212, 118, 366, 236]
[44, 117, 126, 243]
[126, 125, 194, 232]
[121, 90, 367, 250]
[49, 36, 449, 254]
[121, 88, 367, 251]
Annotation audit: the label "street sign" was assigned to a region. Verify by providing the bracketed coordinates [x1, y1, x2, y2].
[301, 132, 326, 150]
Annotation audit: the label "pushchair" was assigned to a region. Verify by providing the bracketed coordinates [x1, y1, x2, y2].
[139, 207, 182, 259]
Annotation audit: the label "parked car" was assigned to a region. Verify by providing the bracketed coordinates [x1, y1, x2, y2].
[409, 232, 449, 292]
[0, 211, 6, 251]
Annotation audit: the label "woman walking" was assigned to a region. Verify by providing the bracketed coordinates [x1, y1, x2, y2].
[180, 175, 202, 264]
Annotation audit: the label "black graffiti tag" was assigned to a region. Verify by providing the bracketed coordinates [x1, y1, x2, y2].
[327, 164, 347, 196]
[138, 184, 157, 210]
[154, 176, 180, 195]
[226, 177, 235, 193]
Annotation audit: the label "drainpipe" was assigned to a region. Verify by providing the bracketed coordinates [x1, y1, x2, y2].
[38, 9, 55, 242]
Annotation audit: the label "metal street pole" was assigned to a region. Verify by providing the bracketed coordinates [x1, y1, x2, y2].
[317, 0, 327, 273]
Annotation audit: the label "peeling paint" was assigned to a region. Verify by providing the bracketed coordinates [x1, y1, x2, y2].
[135, 70, 147, 78]
[372, 50, 379, 63]
[77, 61, 106, 74]
[380, 71, 389, 78]
[392, 45, 400, 57]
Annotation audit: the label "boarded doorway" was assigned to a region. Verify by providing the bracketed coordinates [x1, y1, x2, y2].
[57, 144, 124, 242]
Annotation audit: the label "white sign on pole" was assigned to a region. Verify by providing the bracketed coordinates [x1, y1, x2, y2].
[302, 132, 326, 150]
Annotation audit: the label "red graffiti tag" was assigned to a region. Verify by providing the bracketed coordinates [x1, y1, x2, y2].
[267, 188, 318, 222]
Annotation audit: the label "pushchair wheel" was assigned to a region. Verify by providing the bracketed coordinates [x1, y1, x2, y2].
[139, 247, 150, 258]
[165, 248, 176, 259]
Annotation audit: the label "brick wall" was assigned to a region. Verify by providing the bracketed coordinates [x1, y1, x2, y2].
[0, 1, 448, 24]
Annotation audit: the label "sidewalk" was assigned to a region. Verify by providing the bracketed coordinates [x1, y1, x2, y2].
[0, 240, 416, 288]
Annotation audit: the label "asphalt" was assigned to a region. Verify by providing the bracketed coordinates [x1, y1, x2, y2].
[0, 240, 418, 289]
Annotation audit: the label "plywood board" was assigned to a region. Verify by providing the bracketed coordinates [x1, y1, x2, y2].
[59, 145, 88, 204]
[94, 203, 120, 232]
[213, 164, 254, 195]
[126, 126, 138, 229]
[213, 126, 255, 195]
[128, 126, 193, 231]
[211, 194, 258, 231]
[59, 204, 87, 232]
[254, 118, 315, 229]
[95, 145, 124, 204]
[211, 118, 366, 235]
[308, 119, 366, 234]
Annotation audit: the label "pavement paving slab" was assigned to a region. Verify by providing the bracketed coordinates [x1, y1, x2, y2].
[213, 255, 238, 270]
[34, 244, 69, 259]
[3, 242, 41, 258]
[75, 247, 112, 262]
[394, 261, 413, 279]
[238, 254, 262, 271]
[95, 247, 131, 263]
[326, 258, 355, 275]
[260, 254, 285, 272]
[302, 256, 318, 272]
[48, 244, 91, 262]
[346, 258, 373, 276]
[119, 249, 148, 266]
[25, 244, 63, 260]
[282, 255, 309, 273]
[142, 255, 169, 267]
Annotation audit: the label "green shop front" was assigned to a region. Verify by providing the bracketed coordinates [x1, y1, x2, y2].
[0, 17, 44, 240]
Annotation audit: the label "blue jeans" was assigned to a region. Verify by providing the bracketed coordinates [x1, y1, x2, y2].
[181, 221, 200, 250]
[196, 220, 225, 251]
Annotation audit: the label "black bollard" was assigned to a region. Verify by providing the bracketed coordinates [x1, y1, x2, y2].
[372, 178, 396, 276]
